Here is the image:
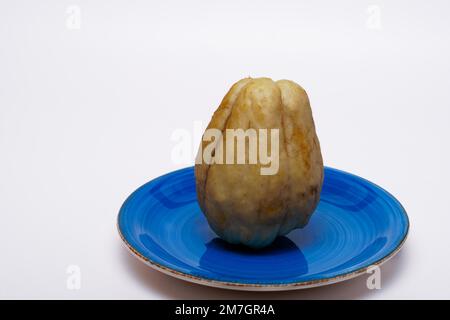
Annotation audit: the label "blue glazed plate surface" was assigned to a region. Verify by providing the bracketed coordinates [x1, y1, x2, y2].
[118, 167, 409, 291]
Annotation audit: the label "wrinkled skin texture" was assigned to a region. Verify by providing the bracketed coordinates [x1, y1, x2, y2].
[195, 77, 323, 248]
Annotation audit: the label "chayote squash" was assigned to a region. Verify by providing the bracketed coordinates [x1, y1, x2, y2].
[195, 77, 323, 248]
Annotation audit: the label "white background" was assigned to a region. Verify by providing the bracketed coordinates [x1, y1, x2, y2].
[1, 0, 449, 299]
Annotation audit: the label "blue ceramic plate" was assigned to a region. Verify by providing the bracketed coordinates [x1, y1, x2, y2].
[118, 167, 409, 291]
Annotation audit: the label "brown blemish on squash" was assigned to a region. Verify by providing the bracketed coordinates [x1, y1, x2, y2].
[292, 127, 311, 171]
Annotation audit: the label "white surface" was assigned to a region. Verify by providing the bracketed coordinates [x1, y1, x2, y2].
[1, 0, 449, 299]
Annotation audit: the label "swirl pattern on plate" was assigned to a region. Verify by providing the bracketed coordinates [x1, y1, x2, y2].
[118, 167, 409, 289]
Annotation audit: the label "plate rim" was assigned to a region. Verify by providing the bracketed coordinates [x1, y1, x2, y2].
[117, 166, 410, 291]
